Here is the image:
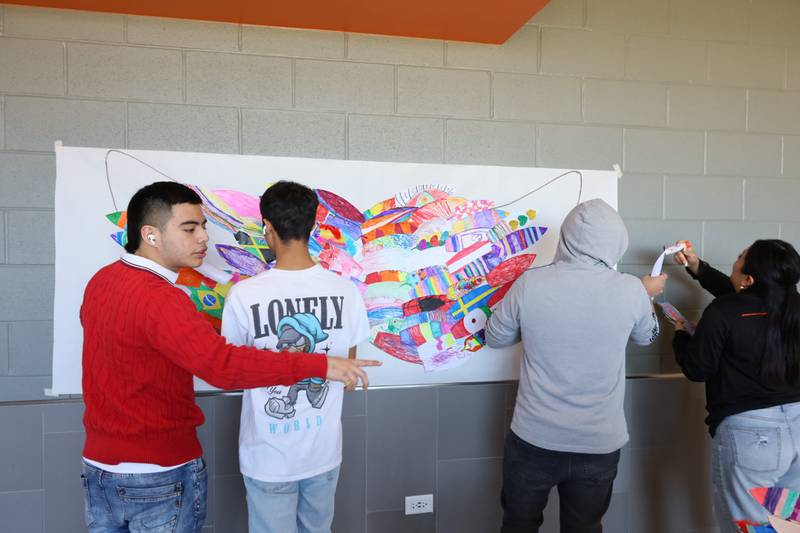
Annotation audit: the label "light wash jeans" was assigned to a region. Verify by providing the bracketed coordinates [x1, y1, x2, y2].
[81, 458, 207, 533]
[712, 402, 800, 532]
[243, 466, 340, 533]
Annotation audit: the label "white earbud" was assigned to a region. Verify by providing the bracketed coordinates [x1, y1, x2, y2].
[147, 234, 156, 245]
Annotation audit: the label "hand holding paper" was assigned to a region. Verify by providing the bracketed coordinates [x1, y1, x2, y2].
[770, 515, 800, 532]
[651, 242, 686, 277]
[749, 487, 800, 532]
[641, 274, 668, 299]
[673, 240, 700, 274]
[656, 301, 696, 335]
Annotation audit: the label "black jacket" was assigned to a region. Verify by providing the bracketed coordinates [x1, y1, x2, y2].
[673, 261, 800, 436]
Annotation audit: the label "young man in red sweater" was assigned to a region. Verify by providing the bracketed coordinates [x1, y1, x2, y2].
[79, 181, 379, 533]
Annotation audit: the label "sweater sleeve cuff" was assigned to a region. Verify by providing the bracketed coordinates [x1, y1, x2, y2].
[686, 260, 710, 280]
[291, 353, 328, 382]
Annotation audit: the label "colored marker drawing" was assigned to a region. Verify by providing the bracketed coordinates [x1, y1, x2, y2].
[106, 184, 547, 372]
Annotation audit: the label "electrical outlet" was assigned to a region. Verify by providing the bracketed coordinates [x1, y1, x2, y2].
[405, 494, 434, 515]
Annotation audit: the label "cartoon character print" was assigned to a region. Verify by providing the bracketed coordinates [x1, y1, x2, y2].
[264, 313, 330, 420]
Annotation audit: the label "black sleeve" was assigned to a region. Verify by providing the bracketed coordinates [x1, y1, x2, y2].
[672, 303, 727, 382]
[687, 261, 735, 297]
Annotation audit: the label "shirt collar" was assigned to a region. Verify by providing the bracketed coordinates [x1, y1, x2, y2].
[120, 253, 179, 285]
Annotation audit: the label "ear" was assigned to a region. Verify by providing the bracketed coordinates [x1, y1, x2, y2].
[262, 219, 274, 236]
[742, 274, 755, 289]
[140, 225, 160, 247]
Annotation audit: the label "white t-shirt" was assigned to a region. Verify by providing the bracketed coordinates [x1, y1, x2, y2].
[221, 265, 370, 482]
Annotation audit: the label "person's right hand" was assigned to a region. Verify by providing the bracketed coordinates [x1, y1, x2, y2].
[326, 356, 382, 391]
[673, 240, 700, 275]
[641, 273, 668, 298]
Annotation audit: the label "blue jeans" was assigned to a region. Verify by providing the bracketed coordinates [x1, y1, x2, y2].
[712, 402, 800, 532]
[243, 466, 340, 533]
[80, 458, 207, 533]
[501, 431, 620, 533]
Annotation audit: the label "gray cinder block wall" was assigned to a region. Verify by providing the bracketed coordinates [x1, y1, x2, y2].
[0, 0, 798, 531]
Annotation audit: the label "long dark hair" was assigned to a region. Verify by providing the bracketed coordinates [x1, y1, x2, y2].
[742, 239, 800, 385]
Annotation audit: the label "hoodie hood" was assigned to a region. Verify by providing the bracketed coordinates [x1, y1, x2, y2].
[553, 199, 628, 268]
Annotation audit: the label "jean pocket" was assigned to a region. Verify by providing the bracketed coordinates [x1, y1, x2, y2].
[80, 474, 97, 528]
[117, 481, 183, 504]
[123, 483, 182, 533]
[136, 513, 178, 533]
[325, 467, 340, 482]
[729, 426, 781, 472]
[582, 450, 621, 483]
[268, 481, 299, 495]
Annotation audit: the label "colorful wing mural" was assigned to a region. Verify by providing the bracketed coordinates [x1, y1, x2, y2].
[107, 184, 547, 372]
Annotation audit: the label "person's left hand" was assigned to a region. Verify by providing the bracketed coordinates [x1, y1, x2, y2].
[675, 318, 697, 332]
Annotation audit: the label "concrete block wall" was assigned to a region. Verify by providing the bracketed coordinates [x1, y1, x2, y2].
[0, 379, 718, 533]
[2, 0, 799, 395]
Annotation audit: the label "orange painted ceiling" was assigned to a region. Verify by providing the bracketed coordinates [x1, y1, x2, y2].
[3, 0, 550, 44]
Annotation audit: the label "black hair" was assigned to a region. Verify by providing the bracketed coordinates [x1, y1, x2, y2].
[742, 239, 800, 385]
[259, 181, 318, 242]
[124, 181, 202, 253]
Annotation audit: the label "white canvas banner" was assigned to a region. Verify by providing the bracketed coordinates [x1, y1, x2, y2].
[52, 145, 617, 395]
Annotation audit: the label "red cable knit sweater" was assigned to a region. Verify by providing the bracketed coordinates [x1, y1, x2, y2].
[80, 260, 328, 466]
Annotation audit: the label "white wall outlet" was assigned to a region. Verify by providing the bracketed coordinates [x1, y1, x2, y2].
[405, 494, 434, 515]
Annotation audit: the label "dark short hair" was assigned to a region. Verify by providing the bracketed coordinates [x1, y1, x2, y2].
[124, 181, 202, 253]
[259, 181, 318, 242]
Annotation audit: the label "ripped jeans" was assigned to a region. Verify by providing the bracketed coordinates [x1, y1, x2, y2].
[712, 402, 800, 532]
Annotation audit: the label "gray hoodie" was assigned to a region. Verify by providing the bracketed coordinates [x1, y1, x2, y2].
[486, 199, 658, 454]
